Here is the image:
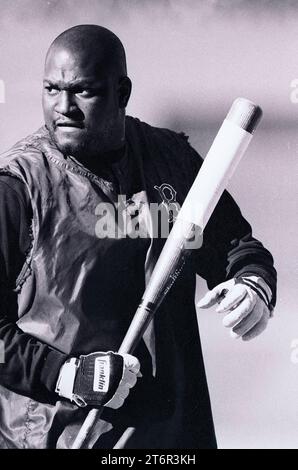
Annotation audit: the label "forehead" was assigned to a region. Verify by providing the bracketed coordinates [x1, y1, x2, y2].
[44, 47, 110, 83]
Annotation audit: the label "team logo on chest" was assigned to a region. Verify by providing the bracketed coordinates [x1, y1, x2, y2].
[154, 183, 180, 223]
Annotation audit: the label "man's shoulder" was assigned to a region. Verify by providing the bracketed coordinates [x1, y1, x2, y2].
[0, 126, 49, 165]
[125, 115, 203, 176]
[126, 115, 190, 145]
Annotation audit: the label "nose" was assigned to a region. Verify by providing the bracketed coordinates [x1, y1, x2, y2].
[55, 90, 77, 116]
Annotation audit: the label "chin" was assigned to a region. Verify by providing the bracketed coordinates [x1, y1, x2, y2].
[48, 126, 114, 158]
[58, 142, 87, 159]
[50, 133, 87, 158]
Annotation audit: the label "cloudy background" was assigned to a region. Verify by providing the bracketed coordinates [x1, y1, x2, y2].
[0, 0, 297, 449]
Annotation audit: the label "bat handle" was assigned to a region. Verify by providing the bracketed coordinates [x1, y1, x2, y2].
[71, 224, 196, 449]
[70, 273, 186, 448]
[70, 301, 156, 449]
[71, 408, 103, 449]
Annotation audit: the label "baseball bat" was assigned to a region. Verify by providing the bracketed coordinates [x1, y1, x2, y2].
[71, 97, 262, 449]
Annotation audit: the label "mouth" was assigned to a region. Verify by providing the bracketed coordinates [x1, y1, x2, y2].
[55, 121, 84, 130]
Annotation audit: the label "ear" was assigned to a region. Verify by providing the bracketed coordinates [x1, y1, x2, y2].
[118, 76, 132, 108]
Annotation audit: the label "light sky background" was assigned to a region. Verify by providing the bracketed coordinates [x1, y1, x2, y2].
[0, 0, 297, 449]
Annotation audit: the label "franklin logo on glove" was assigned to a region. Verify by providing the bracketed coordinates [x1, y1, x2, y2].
[56, 351, 140, 409]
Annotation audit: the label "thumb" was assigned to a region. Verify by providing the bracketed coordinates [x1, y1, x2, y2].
[197, 280, 234, 309]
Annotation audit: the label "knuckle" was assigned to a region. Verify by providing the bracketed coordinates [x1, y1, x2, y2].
[123, 353, 133, 363]
[236, 284, 246, 293]
[243, 300, 253, 314]
[223, 310, 242, 327]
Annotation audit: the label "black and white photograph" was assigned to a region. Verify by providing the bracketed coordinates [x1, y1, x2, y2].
[0, 0, 297, 452]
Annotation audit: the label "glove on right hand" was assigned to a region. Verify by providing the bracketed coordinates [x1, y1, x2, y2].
[56, 351, 140, 409]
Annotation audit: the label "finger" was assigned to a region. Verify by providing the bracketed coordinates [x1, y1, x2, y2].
[216, 284, 248, 313]
[222, 292, 256, 328]
[231, 305, 263, 338]
[108, 396, 124, 410]
[197, 280, 234, 308]
[122, 353, 140, 374]
[122, 369, 138, 387]
[242, 313, 270, 342]
[118, 385, 130, 400]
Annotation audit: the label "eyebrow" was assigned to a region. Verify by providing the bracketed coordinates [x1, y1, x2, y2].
[43, 78, 102, 88]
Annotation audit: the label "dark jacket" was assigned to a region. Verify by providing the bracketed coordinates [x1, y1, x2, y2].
[0, 117, 276, 448]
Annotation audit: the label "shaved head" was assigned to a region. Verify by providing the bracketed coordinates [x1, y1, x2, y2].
[46, 24, 127, 77]
[43, 25, 131, 161]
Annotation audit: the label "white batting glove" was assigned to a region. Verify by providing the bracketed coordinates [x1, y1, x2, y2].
[197, 276, 273, 341]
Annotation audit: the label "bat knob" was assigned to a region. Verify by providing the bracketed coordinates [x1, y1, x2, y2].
[226, 97, 263, 134]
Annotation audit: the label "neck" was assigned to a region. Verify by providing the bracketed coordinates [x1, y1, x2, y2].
[75, 144, 127, 176]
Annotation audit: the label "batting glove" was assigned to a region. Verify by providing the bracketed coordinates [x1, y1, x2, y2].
[55, 351, 140, 409]
[197, 275, 273, 341]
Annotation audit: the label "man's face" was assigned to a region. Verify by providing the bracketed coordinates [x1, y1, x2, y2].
[43, 47, 124, 159]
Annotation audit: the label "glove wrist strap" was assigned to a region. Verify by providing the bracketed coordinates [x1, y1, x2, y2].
[235, 275, 272, 311]
[55, 357, 82, 403]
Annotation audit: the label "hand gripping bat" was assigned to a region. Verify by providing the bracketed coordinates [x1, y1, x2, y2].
[70, 97, 263, 449]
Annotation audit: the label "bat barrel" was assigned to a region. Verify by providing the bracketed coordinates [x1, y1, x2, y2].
[177, 98, 263, 229]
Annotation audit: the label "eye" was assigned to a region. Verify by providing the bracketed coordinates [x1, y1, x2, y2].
[45, 85, 59, 96]
[76, 89, 94, 98]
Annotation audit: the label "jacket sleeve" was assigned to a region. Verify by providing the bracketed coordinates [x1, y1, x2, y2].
[0, 175, 67, 403]
[184, 136, 277, 309]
